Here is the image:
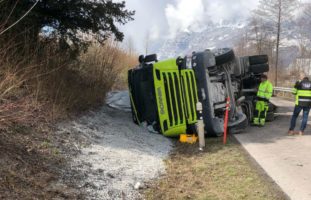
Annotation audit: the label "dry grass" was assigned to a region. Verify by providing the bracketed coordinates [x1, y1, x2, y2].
[0, 39, 136, 123]
[145, 137, 287, 200]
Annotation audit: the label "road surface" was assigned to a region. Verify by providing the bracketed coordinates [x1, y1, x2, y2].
[235, 97, 311, 200]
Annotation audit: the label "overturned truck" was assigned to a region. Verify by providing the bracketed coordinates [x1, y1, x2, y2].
[128, 48, 275, 137]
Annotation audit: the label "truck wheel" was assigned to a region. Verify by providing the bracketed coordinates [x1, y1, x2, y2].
[266, 111, 275, 122]
[242, 104, 251, 124]
[268, 102, 276, 112]
[229, 117, 249, 134]
[249, 55, 268, 65]
[249, 63, 269, 74]
[214, 48, 235, 66]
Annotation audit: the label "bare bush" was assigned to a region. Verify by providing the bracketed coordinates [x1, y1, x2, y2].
[78, 40, 137, 90]
[79, 41, 121, 93]
[0, 38, 136, 125]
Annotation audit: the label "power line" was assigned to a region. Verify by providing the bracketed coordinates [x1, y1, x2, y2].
[0, 0, 39, 35]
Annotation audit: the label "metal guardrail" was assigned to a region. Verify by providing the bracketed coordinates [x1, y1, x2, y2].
[243, 87, 292, 93]
[274, 87, 292, 93]
[273, 87, 293, 99]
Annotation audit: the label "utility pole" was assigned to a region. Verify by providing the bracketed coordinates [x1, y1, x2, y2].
[275, 0, 282, 87]
[144, 31, 150, 55]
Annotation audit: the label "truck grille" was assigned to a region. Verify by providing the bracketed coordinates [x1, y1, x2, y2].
[162, 72, 184, 127]
[181, 70, 198, 124]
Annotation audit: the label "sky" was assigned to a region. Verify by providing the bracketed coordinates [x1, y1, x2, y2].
[119, 0, 309, 53]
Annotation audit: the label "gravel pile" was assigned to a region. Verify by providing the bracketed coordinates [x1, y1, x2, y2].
[57, 104, 172, 199]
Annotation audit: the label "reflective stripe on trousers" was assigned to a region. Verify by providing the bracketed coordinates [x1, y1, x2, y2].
[253, 101, 269, 126]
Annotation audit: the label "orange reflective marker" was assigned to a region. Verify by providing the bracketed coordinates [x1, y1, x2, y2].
[223, 97, 230, 145]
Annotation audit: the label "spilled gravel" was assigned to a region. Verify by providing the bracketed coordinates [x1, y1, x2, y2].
[56, 93, 173, 199]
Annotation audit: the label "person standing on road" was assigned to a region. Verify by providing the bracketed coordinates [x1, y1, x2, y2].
[253, 74, 274, 126]
[288, 77, 311, 136]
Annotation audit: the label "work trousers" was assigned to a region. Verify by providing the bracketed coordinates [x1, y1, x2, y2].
[253, 100, 269, 126]
[289, 105, 310, 132]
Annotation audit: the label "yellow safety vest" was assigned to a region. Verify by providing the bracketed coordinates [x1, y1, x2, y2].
[293, 80, 311, 106]
[257, 80, 273, 100]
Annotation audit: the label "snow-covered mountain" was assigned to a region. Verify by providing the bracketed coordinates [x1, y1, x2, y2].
[157, 22, 246, 59]
[153, 11, 311, 70]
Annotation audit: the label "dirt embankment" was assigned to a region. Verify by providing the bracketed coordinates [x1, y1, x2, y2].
[0, 99, 84, 199]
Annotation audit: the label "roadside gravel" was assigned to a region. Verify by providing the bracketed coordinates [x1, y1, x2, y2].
[57, 99, 172, 199]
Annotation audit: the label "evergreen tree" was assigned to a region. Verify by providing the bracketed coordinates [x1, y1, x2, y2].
[0, 0, 134, 50]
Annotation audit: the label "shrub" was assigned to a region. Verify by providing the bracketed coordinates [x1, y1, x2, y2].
[0, 39, 136, 125]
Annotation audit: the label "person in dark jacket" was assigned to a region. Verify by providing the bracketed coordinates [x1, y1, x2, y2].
[288, 77, 311, 135]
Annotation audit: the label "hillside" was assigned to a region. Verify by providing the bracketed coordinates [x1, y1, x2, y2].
[155, 6, 311, 72]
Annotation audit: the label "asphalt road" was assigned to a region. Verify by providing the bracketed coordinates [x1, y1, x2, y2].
[235, 97, 311, 200]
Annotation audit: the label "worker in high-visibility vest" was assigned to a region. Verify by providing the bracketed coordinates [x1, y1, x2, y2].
[253, 74, 274, 126]
[288, 77, 311, 136]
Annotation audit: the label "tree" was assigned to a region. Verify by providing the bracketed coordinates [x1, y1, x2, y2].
[249, 17, 274, 55]
[0, 0, 134, 51]
[302, 3, 311, 41]
[144, 30, 150, 55]
[304, 3, 311, 18]
[234, 30, 253, 56]
[252, 0, 298, 86]
[126, 36, 135, 56]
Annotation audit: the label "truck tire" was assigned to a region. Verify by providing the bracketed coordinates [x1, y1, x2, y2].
[266, 102, 276, 122]
[241, 102, 252, 124]
[268, 102, 276, 112]
[249, 55, 268, 65]
[266, 111, 275, 122]
[249, 63, 269, 74]
[229, 117, 248, 134]
[214, 48, 235, 66]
